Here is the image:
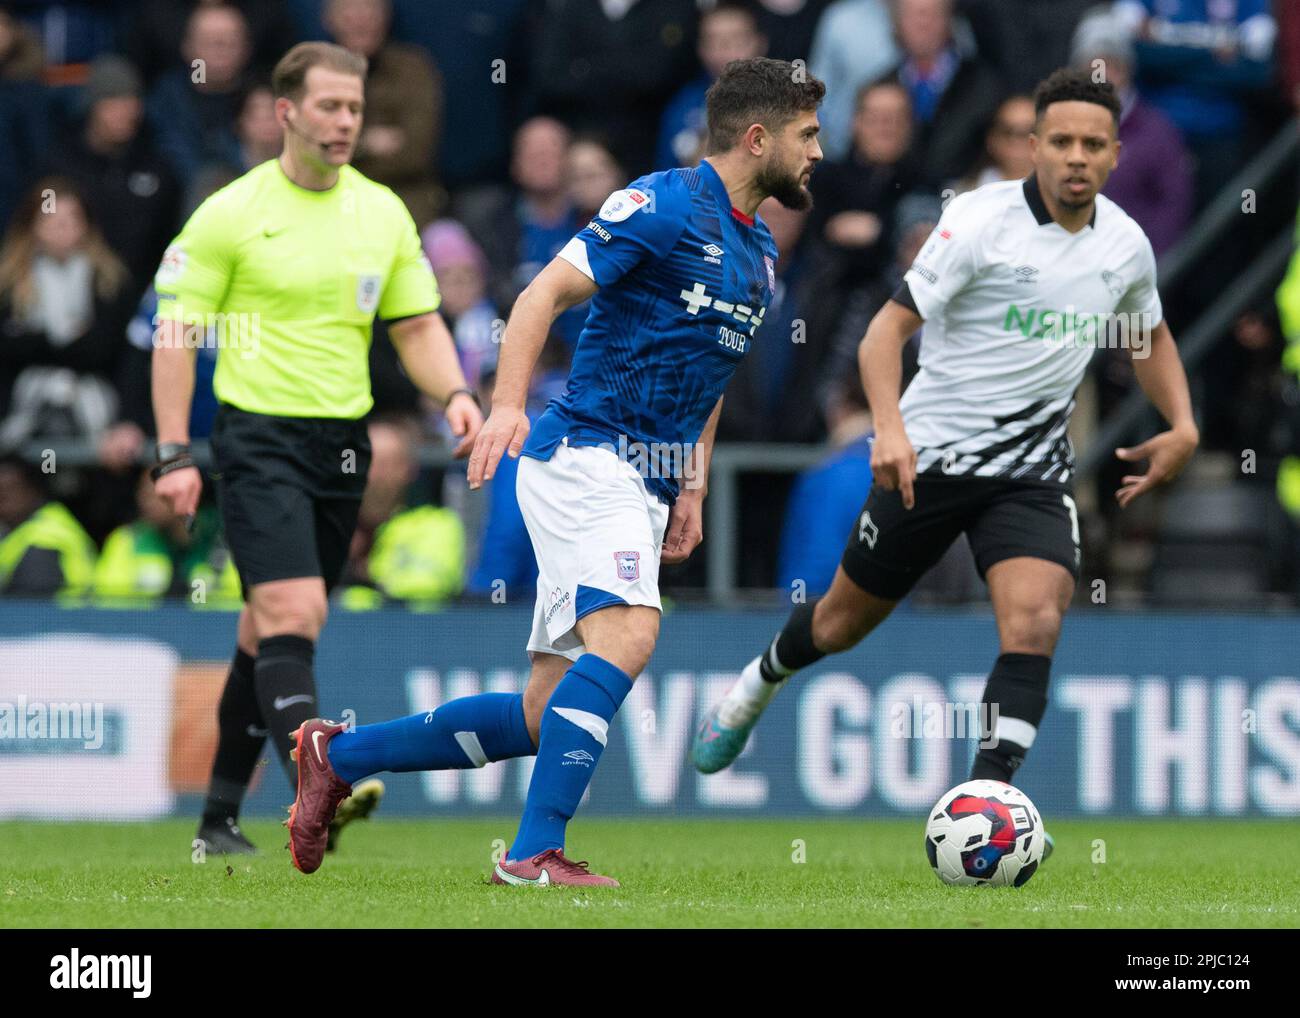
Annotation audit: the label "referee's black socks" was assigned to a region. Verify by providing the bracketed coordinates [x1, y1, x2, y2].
[969, 652, 1051, 783]
[253, 634, 320, 778]
[202, 647, 266, 826]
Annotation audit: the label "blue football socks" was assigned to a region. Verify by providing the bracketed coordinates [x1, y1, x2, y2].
[509, 653, 632, 860]
[327, 692, 535, 785]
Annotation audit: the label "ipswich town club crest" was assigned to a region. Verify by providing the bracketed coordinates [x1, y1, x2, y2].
[614, 551, 641, 581]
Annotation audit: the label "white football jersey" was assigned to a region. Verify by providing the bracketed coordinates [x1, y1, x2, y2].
[899, 176, 1162, 483]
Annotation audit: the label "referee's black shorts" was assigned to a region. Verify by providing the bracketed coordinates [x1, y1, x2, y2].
[210, 404, 372, 595]
[840, 475, 1081, 601]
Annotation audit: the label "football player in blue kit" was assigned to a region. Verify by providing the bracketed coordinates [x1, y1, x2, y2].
[284, 58, 825, 885]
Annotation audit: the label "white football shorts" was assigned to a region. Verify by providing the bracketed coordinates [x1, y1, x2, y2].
[515, 441, 670, 660]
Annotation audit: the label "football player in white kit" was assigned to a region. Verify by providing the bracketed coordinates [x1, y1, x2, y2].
[694, 69, 1199, 858]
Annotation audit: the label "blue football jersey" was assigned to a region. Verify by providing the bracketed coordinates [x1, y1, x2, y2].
[521, 158, 780, 503]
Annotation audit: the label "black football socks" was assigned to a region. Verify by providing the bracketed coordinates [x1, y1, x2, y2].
[252, 634, 320, 779]
[201, 647, 267, 827]
[758, 601, 825, 683]
[969, 652, 1051, 783]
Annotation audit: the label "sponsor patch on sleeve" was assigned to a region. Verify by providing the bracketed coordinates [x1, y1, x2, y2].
[156, 244, 186, 286]
[598, 188, 650, 223]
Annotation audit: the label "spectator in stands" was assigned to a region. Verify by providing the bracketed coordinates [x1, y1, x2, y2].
[339, 418, 465, 610]
[952, 94, 1036, 194]
[324, 0, 444, 226]
[0, 178, 136, 454]
[960, 0, 1097, 93]
[776, 375, 873, 598]
[454, 117, 584, 344]
[421, 219, 499, 394]
[234, 81, 281, 167]
[146, 3, 252, 186]
[1280, 0, 1300, 111]
[808, 80, 919, 293]
[0, 6, 51, 231]
[567, 135, 625, 222]
[184, 81, 282, 216]
[43, 55, 180, 291]
[1273, 208, 1300, 532]
[14, 1, 117, 87]
[808, 0, 899, 161]
[393, 0, 525, 190]
[1113, 0, 1277, 208]
[529, 0, 699, 174]
[0, 454, 96, 599]
[92, 467, 239, 608]
[655, 2, 767, 170]
[124, 0, 297, 86]
[819, 191, 938, 401]
[1072, 7, 1193, 257]
[880, 0, 1004, 189]
[753, 0, 834, 63]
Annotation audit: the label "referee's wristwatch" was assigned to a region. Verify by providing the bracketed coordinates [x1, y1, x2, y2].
[151, 441, 197, 481]
[444, 387, 481, 409]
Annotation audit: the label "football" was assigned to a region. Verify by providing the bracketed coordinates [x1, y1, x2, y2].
[924, 780, 1045, 887]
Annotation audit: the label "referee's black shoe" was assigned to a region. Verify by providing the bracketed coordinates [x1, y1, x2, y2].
[195, 816, 258, 856]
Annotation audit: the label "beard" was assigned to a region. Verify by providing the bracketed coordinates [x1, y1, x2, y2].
[758, 158, 813, 211]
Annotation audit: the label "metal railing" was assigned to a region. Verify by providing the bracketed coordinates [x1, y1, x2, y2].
[14, 127, 1299, 602]
[1076, 121, 1300, 476]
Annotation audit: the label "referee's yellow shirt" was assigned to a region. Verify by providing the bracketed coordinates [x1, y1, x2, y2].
[154, 159, 440, 419]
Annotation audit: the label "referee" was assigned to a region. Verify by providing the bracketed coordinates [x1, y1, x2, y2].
[151, 42, 482, 855]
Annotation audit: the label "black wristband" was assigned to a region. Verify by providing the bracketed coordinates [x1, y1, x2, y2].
[151, 455, 196, 482]
[155, 441, 191, 463]
[445, 388, 480, 409]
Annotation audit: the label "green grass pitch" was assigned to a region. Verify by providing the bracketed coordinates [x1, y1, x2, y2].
[1, 818, 1296, 928]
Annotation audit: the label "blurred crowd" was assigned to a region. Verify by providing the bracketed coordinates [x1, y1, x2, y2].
[1, 0, 1299, 607]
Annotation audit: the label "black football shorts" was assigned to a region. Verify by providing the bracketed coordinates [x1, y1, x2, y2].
[210, 404, 371, 595]
[840, 475, 1081, 600]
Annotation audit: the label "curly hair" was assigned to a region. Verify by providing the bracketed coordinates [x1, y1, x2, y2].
[1033, 67, 1121, 126]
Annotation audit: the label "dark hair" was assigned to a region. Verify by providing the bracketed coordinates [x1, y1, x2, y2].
[703, 0, 761, 31]
[1033, 67, 1121, 126]
[272, 41, 367, 102]
[854, 76, 910, 115]
[0, 455, 48, 496]
[705, 57, 825, 153]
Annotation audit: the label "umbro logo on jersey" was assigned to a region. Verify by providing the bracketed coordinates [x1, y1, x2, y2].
[1015, 264, 1039, 283]
[702, 243, 723, 265]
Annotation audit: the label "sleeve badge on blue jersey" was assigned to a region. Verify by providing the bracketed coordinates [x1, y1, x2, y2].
[764, 255, 776, 291]
[598, 188, 651, 222]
